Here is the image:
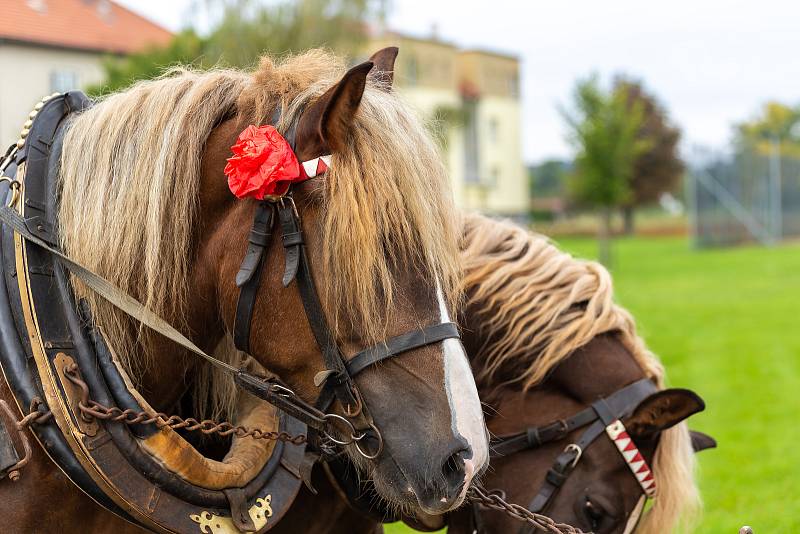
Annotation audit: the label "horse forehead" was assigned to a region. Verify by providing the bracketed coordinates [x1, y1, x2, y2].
[487, 388, 581, 434]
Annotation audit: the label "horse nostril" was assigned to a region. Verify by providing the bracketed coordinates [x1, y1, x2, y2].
[441, 447, 469, 490]
[414, 442, 474, 514]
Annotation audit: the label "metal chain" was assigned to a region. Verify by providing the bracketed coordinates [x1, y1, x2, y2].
[467, 486, 587, 534]
[62, 364, 307, 445]
[77, 400, 308, 445]
[61, 366, 582, 532]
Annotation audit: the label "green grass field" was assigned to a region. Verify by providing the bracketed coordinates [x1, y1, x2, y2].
[387, 236, 800, 534]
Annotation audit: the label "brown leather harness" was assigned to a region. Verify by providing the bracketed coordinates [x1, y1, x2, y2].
[465, 378, 658, 534]
[0, 91, 462, 532]
[230, 106, 461, 459]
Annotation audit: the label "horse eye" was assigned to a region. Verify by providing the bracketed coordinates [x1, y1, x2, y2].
[583, 497, 606, 530]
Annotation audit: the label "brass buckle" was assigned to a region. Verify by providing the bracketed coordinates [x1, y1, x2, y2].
[0, 176, 21, 209]
[343, 384, 364, 418]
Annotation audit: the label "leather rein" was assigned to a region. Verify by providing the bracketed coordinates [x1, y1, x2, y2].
[0, 99, 460, 461]
[468, 378, 659, 533]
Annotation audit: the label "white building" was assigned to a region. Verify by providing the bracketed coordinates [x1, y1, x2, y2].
[0, 0, 172, 146]
[367, 31, 528, 219]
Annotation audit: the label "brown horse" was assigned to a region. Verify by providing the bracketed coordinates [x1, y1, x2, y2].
[446, 213, 714, 534]
[261, 211, 716, 534]
[223, 47, 714, 533]
[0, 48, 489, 532]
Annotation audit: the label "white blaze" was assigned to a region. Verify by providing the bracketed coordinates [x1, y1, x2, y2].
[437, 287, 489, 488]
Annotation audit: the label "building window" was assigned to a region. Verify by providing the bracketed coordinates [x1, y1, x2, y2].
[488, 166, 500, 187]
[50, 70, 79, 93]
[489, 117, 500, 144]
[509, 73, 520, 98]
[463, 100, 480, 184]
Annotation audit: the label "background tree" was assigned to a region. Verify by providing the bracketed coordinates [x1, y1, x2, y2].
[530, 159, 569, 198]
[614, 77, 684, 234]
[561, 74, 649, 265]
[735, 101, 800, 156]
[89, 0, 374, 95]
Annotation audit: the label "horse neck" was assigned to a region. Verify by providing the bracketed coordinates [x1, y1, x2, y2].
[131, 219, 229, 414]
[134, 341, 198, 413]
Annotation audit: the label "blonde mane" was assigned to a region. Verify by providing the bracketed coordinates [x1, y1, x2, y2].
[58, 50, 460, 420]
[460, 212, 699, 534]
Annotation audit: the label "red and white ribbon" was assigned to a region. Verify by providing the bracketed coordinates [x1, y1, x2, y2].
[605, 420, 657, 497]
[300, 155, 332, 179]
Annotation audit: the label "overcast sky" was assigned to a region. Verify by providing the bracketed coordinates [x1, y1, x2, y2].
[117, 0, 800, 164]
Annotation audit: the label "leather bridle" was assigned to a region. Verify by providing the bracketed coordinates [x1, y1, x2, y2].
[230, 105, 461, 459]
[0, 99, 461, 462]
[470, 378, 659, 533]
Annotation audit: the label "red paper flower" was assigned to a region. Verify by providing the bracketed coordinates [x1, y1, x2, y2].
[224, 125, 302, 199]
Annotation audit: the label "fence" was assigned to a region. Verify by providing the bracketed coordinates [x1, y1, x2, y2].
[688, 143, 800, 247]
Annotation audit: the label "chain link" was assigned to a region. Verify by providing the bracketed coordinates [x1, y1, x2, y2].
[61, 366, 582, 531]
[62, 364, 307, 445]
[467, 486, 587, 534]
[78, 400, 308, 445]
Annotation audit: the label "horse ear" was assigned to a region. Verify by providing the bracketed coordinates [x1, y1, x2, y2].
[690, 430, 717, 453]
[368, 46, 399, 89]
[624, 389, 705, 441]
[298, 61, 373, 154]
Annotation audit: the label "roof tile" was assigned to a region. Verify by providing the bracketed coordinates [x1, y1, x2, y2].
[0, 0, 173, 54]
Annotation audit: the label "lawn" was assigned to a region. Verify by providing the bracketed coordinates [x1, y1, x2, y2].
[387, 236, 800, 533]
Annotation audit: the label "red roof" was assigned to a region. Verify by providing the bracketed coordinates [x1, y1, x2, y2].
[0, 0, 173, 54]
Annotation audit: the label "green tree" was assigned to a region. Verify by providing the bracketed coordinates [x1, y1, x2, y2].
[735, 101, 800, 157]
[89, 0, 374, 95]
[614, 77, 683, 234]
[530, 159, 569, 198]
[89, 30, 207, 95]
[561, 75, 649, 265]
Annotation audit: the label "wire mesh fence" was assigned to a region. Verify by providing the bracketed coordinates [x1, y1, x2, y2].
[688, 143, 800, 247]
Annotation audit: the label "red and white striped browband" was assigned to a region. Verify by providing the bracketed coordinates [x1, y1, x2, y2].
[605, 419, 657, 497]
[299, 155, 332, 179]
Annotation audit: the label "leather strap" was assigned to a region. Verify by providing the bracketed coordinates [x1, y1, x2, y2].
[345, 322, 460, 377]
[278, 200, 303, 288]
[315, 322, 461, 414]
[491, 378, 657, 458]
[234, 202, 276, 352]
[0, 204, 335, 434]
[484, 378, 658, 516]
[527, 420, 605, 513]
[491, 410, 596, 458]
[276, 201, 363, 420]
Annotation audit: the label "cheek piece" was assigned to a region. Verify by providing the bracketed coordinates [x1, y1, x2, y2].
[485, 378, 659, 528]
[622, 494, 647, 534]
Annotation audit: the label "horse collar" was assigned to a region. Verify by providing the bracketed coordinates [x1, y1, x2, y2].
[0, 91, 309, 533]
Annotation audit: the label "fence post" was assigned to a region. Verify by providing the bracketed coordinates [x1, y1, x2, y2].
[686, 167, 698, 249]
[769, 137, 782, 242]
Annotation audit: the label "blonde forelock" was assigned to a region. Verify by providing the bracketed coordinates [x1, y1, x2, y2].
[58, 50, 461, 420]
